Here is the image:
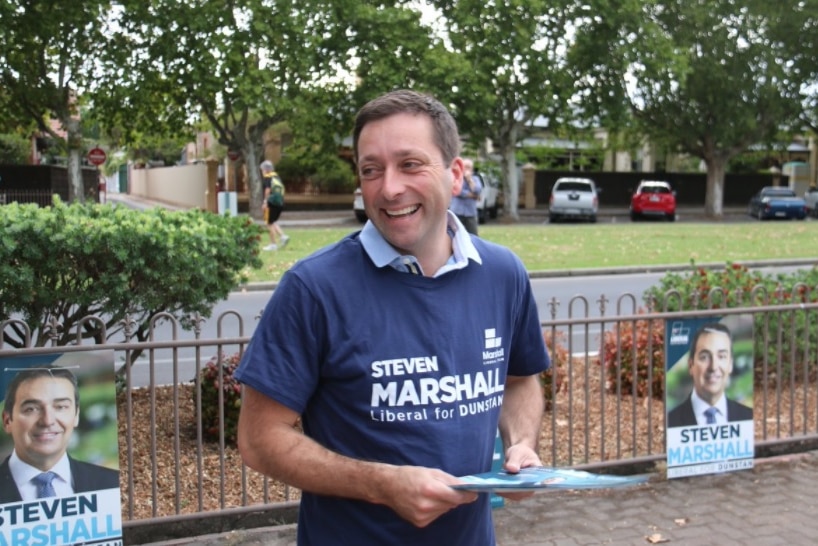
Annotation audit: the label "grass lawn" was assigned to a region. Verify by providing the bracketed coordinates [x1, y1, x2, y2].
[246, 221, 818, 284]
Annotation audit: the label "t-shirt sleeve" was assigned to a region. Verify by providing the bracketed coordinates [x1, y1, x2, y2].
[507, 254, 551, 377]
[234, 272, 323, 414]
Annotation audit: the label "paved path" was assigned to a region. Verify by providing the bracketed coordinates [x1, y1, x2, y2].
[140, 450, 818, 545]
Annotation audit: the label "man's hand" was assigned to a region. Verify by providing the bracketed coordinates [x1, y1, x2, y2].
[380, 466, 478, 528]
[496, 443, 543, 501]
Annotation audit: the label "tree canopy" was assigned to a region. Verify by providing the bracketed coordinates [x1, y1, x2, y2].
[0, 0, 112, 200]
[570, 0, 818, 216]
[427, 0, 576, 219]
[98, 0, 375, 218]
[2, 0, 816, 216]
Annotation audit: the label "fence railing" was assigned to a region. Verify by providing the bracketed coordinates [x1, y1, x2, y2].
[0, 189, 57, 207]
[2, 293, 817, 537]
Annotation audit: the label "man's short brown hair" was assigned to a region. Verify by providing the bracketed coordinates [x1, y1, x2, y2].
[352, 90, 461, 166]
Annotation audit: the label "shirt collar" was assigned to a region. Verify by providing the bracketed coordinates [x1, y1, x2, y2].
[9, 450, 73, 494]
[690, 389, 728, 424]
[360, 211, 482, 277]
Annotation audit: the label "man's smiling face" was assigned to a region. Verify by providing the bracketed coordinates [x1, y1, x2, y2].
[356, 112, 463, 262]
[2, 376, 79, 470]
[688, 330, 733, 406]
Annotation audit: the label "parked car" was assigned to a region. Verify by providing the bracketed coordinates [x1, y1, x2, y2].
[353, 187, 367, 223]
[476, 171, 500, 224]
[548, 177, 599, 223]
[630, 180, 676, 221]
[804, 186, 818, 218]
[748, 186, 808, 220]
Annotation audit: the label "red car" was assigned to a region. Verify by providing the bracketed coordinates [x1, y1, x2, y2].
[630, 180, 676, 221]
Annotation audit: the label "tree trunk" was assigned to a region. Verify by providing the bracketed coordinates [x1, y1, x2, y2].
[65, 118, 84, 203]
[704, 156, 727, 218]
[243, 144, 263, 220]
[499, 124, 519, 221]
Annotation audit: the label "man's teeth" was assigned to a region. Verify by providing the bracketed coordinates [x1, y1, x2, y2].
[386, 205, 420, 217]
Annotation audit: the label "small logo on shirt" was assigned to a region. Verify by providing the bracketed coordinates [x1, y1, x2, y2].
[483, 328, 504, 364]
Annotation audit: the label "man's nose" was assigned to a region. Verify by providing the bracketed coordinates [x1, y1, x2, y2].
[38, 407, 56, 425]
[381, 167, 406, 199]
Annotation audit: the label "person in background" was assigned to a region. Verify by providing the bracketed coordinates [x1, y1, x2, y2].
[449, 157, 483, 235]
[667, 322, 753, 427]
[235, 89, 550, 545]
[260, 160, 289, 251]
[0, 366, 119, 503]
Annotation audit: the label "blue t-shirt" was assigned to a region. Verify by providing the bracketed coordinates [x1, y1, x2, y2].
[235, 232, 550, 545]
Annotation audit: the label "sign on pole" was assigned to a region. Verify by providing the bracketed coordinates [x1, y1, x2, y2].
[88, 147, 107, 166]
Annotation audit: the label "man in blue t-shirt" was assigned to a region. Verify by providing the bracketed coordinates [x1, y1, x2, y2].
[235, 89, 551, 546]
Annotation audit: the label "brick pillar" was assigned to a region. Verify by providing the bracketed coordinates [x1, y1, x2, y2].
[206, 159, 219, 213]
[522, 163, 536, 209]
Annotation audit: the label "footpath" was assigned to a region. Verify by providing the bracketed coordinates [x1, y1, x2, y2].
[139, 450, 818, 546]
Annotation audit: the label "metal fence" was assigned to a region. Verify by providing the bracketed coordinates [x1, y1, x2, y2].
[2, 292, 817, 536]
[0, 189, 57, 207]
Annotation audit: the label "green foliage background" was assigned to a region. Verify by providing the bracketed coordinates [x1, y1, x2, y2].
[0, 198, 264, 351]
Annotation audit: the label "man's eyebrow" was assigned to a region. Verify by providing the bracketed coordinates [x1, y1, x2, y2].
[20, 396, 73, 406]
[360, 149, 422, 162]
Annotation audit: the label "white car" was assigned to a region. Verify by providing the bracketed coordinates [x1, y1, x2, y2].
[476, 171, 500, 224]
[353, 187, 367, 223]
[548, 177, 599, 223]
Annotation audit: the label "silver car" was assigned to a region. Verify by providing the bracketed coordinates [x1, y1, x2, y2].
[548, 177, 599, 223]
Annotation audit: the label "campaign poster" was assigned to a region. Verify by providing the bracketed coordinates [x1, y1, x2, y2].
[0, 351, 122, 546]
[665, 316, 754, 479]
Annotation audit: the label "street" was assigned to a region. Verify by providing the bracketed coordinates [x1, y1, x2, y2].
[126, 264, 810, 387]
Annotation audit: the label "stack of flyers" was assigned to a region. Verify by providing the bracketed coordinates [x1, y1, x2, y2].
[452, 467, 650, 493]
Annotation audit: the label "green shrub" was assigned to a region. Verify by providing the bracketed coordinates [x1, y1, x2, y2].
[759, 267, 818, 383]
[601, 313, 665, 399]
[196, 352, 242, 445]
[312, 155, 356, 194]
[0, 197, 264, 357]
[276, 152, 355, 194]
[644, 262, 818, 383]
[644, 262, 768, 311]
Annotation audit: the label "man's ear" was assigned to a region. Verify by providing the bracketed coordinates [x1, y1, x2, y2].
[450, 157, 465, 196]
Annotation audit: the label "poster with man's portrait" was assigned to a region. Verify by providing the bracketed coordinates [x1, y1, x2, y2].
[0, 350, 122, 546]
[665, 315, 754, 479]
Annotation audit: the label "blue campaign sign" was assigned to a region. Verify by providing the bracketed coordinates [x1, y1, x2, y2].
[665, 315, 755, 479]
[0, 351, 123, 545]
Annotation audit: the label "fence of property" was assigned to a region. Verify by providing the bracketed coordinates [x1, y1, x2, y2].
[2, 286, 817, 541]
